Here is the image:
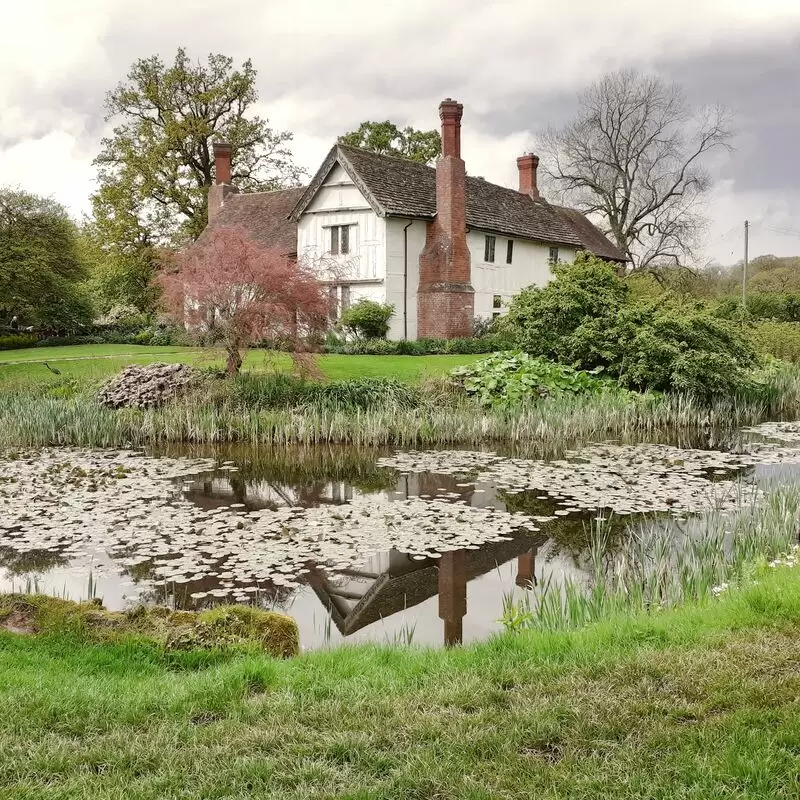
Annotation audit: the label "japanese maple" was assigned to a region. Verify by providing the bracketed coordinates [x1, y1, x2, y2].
[161, 224, 332, 374]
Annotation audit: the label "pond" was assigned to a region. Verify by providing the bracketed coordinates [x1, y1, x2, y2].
[3, 422, 800, 649]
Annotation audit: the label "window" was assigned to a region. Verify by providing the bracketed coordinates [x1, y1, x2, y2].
[328, 285, 352, 320]
[506, 240, 514, 264]
[329, 225, 351, 255]
[328, 285, 339, 321]
[484, 235, 496, 263]
[492, 312, 501, 320]
[492, 295, 502, 309]
[548, 246, 559, 264]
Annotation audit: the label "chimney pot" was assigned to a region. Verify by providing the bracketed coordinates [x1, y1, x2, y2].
[213, 141, 232, 185]
[439, 98, 463, 159]
[517, 152, 540, 199]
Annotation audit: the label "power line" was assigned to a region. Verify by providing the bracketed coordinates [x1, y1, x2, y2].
[762, 226, 800, 239]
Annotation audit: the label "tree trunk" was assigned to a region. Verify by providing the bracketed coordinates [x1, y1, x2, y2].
[226, 346, 242, 376]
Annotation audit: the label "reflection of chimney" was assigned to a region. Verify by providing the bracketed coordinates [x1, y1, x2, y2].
[438, 549, 467, 646]
[516, 153, 540, 199]
[208, 141, 239, 224]
[515, 547, 537, 588]
[417, 99, 474, 340]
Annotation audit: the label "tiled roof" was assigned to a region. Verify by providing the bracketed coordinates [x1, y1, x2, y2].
[202, 187, 307, 255]
[552, 206, 627, 262]
[339, 144, 584, 246]
[292, 144, 625, 258]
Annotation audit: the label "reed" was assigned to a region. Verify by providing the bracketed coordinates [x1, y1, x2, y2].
[1, 365, 800, 450]
[501, 481, 800, 633]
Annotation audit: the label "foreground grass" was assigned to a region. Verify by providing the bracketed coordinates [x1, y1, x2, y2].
[0, 344, 478, 387]
[2, 565, 800, 798]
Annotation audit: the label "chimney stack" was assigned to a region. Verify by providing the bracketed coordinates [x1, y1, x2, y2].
[213, 141, 232, 184]
[517, 153, 540, 199]
[439, 98, 463, 158]
[208, 141, 239, 224]
[417, 99, 474, 339]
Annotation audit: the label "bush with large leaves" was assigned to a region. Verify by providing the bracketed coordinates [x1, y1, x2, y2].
[500, 253, 757, 397]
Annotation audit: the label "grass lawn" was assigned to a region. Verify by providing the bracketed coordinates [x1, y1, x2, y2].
[2, 566, 800, 798]
[0, 344, 480, 388]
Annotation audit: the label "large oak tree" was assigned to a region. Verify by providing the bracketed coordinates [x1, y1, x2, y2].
[93, 48, 305, 248]
[540, 69, 732, 271]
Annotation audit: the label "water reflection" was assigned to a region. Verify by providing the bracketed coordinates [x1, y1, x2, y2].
[168, 456, 553, 647]
[6, 436, 772, 649]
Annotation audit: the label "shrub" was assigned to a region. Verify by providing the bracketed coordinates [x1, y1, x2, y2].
[322, 334, 513, 356]
[339, 300, 395, 339]
[499, 253, 629, 367]
[472, 315, 496, 337]
[714, 293, 800, 323]
[0, 334, 38, 351]
[450, 351, 609, 407]
[753, 321, 800, 362]
[501, 253, 758, 397]
[609, 301, 758, 396]
[227, 373, 420, 411]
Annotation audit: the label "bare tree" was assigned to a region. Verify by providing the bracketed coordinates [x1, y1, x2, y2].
[540, 69, 732, 271]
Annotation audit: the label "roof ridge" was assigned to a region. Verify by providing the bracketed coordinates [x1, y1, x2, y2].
[336, 142, 436, 170]
[231, 186, 308, 197]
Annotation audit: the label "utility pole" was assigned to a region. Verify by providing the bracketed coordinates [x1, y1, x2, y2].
[742, 220, 749, 308]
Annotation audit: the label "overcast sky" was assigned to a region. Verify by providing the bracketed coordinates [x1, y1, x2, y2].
[2, 0, 799, 263]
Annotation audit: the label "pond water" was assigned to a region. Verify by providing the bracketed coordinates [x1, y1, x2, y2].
[3, 422, 800, 649]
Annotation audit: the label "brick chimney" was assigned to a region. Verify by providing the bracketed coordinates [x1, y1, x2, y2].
[517, 153, 540, 199]
[208, 141, 239, 223]
[417, 99, 474, 339]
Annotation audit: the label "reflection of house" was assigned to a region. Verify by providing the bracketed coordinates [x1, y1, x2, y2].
[181, 469, 546, 644]
[202, 99, 626, 341]
[306, 530, 543, 646]
[181, 475, 358, 512]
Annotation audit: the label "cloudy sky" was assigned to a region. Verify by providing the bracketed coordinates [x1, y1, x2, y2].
[2, 0, 799, 263]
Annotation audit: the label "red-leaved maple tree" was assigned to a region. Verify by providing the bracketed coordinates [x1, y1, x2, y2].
[161, 225, 332, 375]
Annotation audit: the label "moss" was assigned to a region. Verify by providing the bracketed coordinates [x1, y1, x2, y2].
[0, 594, 299, 658]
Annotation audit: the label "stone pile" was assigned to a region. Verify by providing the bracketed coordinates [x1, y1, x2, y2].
[97, 363, 197, 409]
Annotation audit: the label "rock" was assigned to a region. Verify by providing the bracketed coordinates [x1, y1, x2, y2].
[97, 363, 197, 410]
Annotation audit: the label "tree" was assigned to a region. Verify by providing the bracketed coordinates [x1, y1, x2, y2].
[93, 48, 304, 246]
[540, 69, 732, 271]
[339, 121, 441, 164]
[160, 225, 332, 375]
[77, 221, 162, 316]
[0, 188, 93, 331]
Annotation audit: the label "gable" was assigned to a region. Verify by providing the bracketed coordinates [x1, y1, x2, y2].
[305, 163, 373, 214]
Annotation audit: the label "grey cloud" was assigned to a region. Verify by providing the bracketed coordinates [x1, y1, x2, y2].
[659, 33, 800, 193]
[3, 0, 798, 261]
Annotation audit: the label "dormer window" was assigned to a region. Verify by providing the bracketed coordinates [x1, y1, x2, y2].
[329, 225, 351, 255]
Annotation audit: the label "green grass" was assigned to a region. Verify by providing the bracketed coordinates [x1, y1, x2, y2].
[0, 344, 479, 388]
[2, 563, 800, 798]
[0, 344, 199, 362]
